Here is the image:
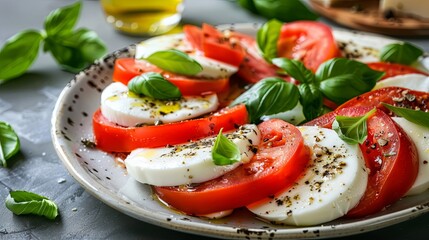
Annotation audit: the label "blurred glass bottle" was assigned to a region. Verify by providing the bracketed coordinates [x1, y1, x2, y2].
[100, 0, 184, 36]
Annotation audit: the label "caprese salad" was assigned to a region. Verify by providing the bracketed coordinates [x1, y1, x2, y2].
[92, 20, 429, 226]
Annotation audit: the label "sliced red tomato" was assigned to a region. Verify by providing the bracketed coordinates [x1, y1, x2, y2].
[112, 58, 229, 96]
[183, 24, 245, 67]
[277, 21, 341, 72]
[154, 119, 310, 215]
[93, 104, 248, 152]
[367, 62, 429, 80]
[337, 86, 429, 113]
[305, 106, 419, 217]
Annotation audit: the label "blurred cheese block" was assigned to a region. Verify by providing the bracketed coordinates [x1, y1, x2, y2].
[380, 0, 429, 19]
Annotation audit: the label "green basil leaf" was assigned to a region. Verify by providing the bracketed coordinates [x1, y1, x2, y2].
[257, 19, 282, 61]
[5, 190, 58, 220]
[212, 129, 240, 166]
[383, 103, 429, 129]
[332, 108, 376, 144]
[231, 77, 300, 123]
[380, 42, 424, 65]
[316, 58, 383, 104]
[144, 49, 203, 76]
[298, 83, 323, 121]
[44, 28, 106, 73]
[320, 74, 371, 104]
[252, 0, 318, 22]
[44, 1, 81, 36]
[272, 58, 316, 84]
[0, 121, 20, 167]
[128, 72, 181, 100]
[0, 30, 43, 84]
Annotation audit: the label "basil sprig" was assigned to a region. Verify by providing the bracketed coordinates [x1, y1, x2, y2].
[5, 190, 58, 220]
[231, 77, 300, 123]
[0, 1, 106, 84]
[238, 0, 318, 22]
[380, 42, 424, 65]
[212, 129, 241, 166]
[332, 108, 376, 145]
[144, 49, 203, 76]
[383, 103, 429, 129]
[257, 19, 282, 61]
[272, 57, 384, 120]
[0, 121, 20, 167]
[128, 72, 181, 100]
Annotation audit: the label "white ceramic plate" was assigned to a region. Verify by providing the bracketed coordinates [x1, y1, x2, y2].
[51, 23, 429, 239]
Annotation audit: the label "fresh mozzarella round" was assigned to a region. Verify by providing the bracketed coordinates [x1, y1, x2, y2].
[101, 82, 219, 127]
[135, 33, 238, 79]
[124, 124, 260, 186]
[262, 103, 306, 125]
[247, 126, 368, 226]
[392, 117, 429, 196]
[373, 74, 429, 92]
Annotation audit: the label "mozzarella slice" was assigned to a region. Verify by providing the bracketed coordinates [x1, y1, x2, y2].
[135, 33, 238, 79]
[392, 117, 429, 196]
[101, 82, 219, 127]
[247, 126, 368, 226]
[124, 124, 260, 186]
[374, 74, 429, 92]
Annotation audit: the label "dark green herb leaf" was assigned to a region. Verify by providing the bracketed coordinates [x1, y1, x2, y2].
[44, 1, 81, 36]
[128, 72, 181, 100]
[272, 58, 316, 84]
[298, 83, 323, 121]
[0, 121, 20, 167]
[231, 77, 300, 123]
[5, 190, 58, 220]
[0, 30, 43, 84]
[212, 129, 240, 166]
[383, 103, 429, 129]
[144, 49, 202, 76]
[250, 0, 318, 22]
[380, 42, 424, 65]
[237, 0, 258, 14]
[316, 58, 383, 104]
[332, 108, 376, 144]
[257, 19, 282, 61]
[45, 28, 106, 72]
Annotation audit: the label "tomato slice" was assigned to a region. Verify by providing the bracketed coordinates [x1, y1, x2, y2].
[367, 62, 429, 80]
[305, 107, 418, 217]
[93, 104, 248, 152]
[201, 24, 245, 67]
[277, 21, 341, 72]
[338, 86, 429, 113]
[154, 119, 310, 215]
[183, 25, 203, 51]
[112, 58, 229, 96]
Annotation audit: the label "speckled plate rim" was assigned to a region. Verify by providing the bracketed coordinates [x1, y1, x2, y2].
[51, 23, 429, 239]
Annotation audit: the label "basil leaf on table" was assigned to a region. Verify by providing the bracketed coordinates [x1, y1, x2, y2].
[383, 103, 429, 129]
[128, 72, 182, 100]
[5, 190, 58, 220]
[257, 19, 282, 61]
[144, 49, 203, 76]
[332, 108, 376, 145]
[0, 30, 44, 84]
[44, 1, 81, 36]
[212, 129, 240, 166]
[44, 28, 107, 73]
[0, 121, 20, 167]
[231, 77, 300, 123]
[240, 0, 318, 22]
[380, 42, 424, 65]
